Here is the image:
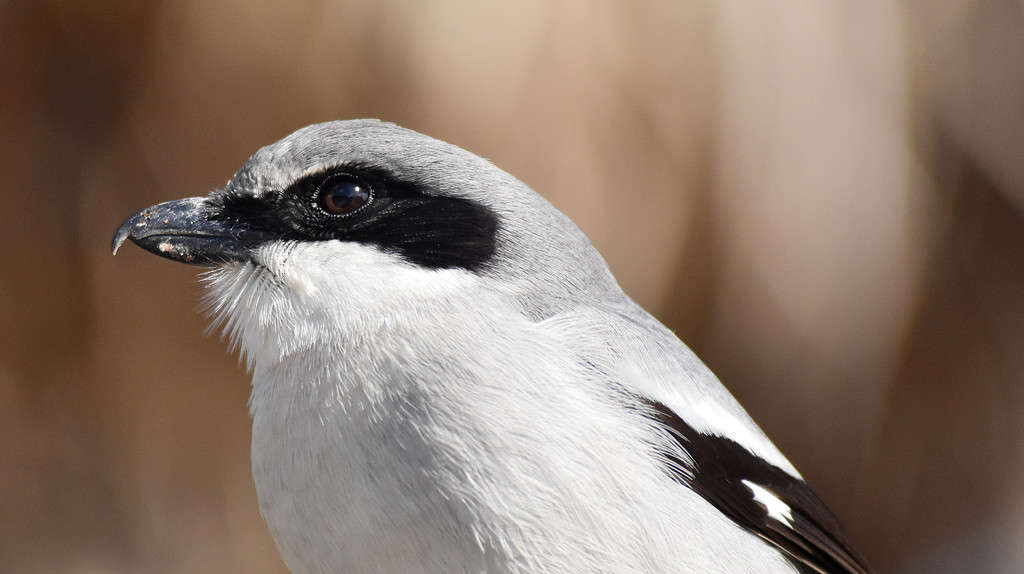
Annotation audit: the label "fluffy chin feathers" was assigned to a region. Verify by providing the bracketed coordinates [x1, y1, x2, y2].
[200, 263, 284, 371]
[198, 239, 481, 374]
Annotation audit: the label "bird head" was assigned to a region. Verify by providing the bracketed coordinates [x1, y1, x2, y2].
[113, 120, 618, 357]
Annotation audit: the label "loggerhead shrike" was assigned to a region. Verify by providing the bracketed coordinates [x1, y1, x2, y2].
[112, 120, 870, 574]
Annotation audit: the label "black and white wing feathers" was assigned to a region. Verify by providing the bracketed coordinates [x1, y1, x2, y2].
[639, 398, 872, 574]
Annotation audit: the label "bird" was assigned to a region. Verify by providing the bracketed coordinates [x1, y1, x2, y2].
[112, 119, 871, 574]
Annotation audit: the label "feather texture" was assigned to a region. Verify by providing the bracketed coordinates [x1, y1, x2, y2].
[122, 120, 871, 573]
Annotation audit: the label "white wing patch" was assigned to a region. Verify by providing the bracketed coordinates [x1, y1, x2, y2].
[743, 480, 794, 527]
[683, 404, 802, 479]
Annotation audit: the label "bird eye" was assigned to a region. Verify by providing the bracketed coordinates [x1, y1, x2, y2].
[315, 174, 372, 216]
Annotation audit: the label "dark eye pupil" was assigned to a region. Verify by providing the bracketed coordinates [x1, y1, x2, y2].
[317, 175, 371, 216]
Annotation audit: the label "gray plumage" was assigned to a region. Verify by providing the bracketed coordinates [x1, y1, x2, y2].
[113, 120, 870, 574]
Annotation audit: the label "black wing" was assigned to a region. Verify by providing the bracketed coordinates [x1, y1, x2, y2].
[639, 398, 872, 574]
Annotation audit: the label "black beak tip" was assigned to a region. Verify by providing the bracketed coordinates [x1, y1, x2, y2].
[111, 220, 132, 255]
[111, 208, 151, 256]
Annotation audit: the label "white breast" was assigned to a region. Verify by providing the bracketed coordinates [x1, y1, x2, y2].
[250, 355, 499, 574]
[211, 243, 799, 574]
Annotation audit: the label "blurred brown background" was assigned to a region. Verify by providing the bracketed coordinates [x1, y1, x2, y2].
[3, 1, 1023, 572]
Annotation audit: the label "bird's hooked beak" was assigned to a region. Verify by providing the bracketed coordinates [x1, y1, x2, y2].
[112, 197, 268, 265]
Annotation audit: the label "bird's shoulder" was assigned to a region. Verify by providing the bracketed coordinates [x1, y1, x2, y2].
[537, 301, 872, 574]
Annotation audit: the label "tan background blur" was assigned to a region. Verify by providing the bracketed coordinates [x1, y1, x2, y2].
[3, 1, 1023, 572]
